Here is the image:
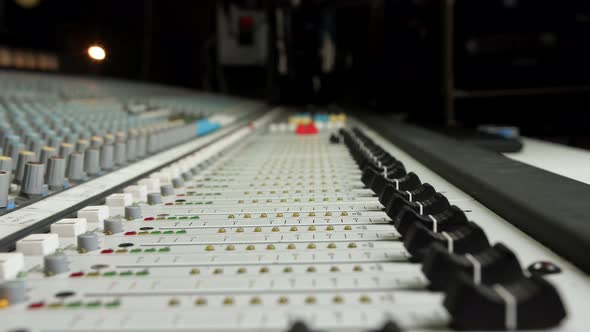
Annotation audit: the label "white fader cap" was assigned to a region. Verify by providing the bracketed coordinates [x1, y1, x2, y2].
[77, 206, 109, 230]
[50, 218, 88, 237]
[16, 233, 59, 255]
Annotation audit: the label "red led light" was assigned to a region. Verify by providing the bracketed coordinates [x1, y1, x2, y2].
[296, 123, 318, 135]
[165, 203, 173, 206]
[239, 16, 254, 29]
[69, 272, 84, 278]
[101, 249, 114, 254]
[28, 302, 45, 309]
[124, 231, 137, 236]
[144, 217, 155, 221]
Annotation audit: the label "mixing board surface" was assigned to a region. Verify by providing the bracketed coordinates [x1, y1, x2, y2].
[0, 71, 589, 332]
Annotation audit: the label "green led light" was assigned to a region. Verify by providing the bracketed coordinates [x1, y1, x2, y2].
[184, 202, 194, 205]
[137, 231, 149, 235]
[65, 301, 82, 309]
[119, 271, 133, 276]
[144, 248, 157, 253]
[175, 202, 184, 205]
[163, 230, 174, 235]
[150, 231, 161, 235]
[105, 301, 121, 308]
[205, 201, 213, 204]
[167, 217, 177, 220]
[190, 216, 200, 219]
[175, 230, 186, 234]
[103, 271, 117, 277]
[158, 247, 171, 252]
[130, 249, 142, 253]
[178, 216, 188, 220]
[136, 270, 149, 276]
[86, 301, 102, 308]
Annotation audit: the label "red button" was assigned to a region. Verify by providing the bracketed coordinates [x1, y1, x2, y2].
[296, 123, 318, 135]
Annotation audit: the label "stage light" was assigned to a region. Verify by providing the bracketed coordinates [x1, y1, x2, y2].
[87, 46, 106, 61]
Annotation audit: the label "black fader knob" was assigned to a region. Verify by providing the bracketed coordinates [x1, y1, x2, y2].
[443, 274, 566, 330]
[395, 205, 468, 236]
[403, 221, 490, 261]
[386, 192, 450, 221]
[422, 242, 524, 291]
[373, 172, 421, 199]
[379, 182, 436, 207]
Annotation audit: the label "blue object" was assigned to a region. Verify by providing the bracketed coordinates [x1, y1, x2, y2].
[195, 119, 222, 136]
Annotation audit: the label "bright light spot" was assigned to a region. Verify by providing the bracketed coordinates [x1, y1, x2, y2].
[87, 46, 106, 61]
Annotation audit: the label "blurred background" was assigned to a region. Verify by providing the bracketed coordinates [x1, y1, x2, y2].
[2, 0, 590, 147]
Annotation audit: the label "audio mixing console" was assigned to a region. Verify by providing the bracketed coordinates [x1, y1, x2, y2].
[0, 71, 589, 332]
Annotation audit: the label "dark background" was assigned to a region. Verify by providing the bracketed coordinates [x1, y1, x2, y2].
[2, 0, 590, 145]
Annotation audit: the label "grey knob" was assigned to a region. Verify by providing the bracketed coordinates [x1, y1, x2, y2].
[160, 184, 175, 196]
[90, 136, 103, 148]
[65, 133, 78, 144]
[104, 218, 123, 235]
[20, 161, 45, 197]
[126, 130, 137, 162]
[0, 170, 9, 208]
[0, 280, 27, 304]
[40, 146, 57, 165]
[147, 192, 163, 205]
[15, 150, 35, 184]
[48, 135, 63, 149]
[84, 148, 101, 176]
[28, 137, 44, 157]
[43, 253, 69, 276]
[181, 172, 193, 181]
[114, 142, 126, 166]
[46, 156, 66, 190]
[100, 144, 114, 170]
[136, 131, 147, 158]
[66, 152, 85, 182]
[172, 177, 185, 189]
[0, 156, 12, 174]
[76, 139, 90, 153]
[125, 205, 142, 220]
[77, 232, 99, 253]
[59, 143, 74, 159]
[104, 133, 115, 145]
[7, 140, 24, 171]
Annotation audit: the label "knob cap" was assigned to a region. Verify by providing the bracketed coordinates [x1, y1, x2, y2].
[39, 146, 57, 165]
[0, 280, 27, 304]
[160, 184, 174, 196]
[46, 156, 66, 190]
[181, 172, 193, 181]
[84, 148, 101, 176]
[104, 218, 123, 235]
[0, 170, 10, 208]
[76, 139, 89, 153]
[15, 150, 35, 184]
[20, 161, 46, 197]
[147, 192, 163, 205]
[100, 143, 114, 171]
[59, 143, 74, 159]
[172, 177, 184, 189]
[125, 205, 142, 220]
[43, 253, 69, 276]
[77, 232, 99, 253]
[0, 156, 12, 174]
[66, 152, 85, 182]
